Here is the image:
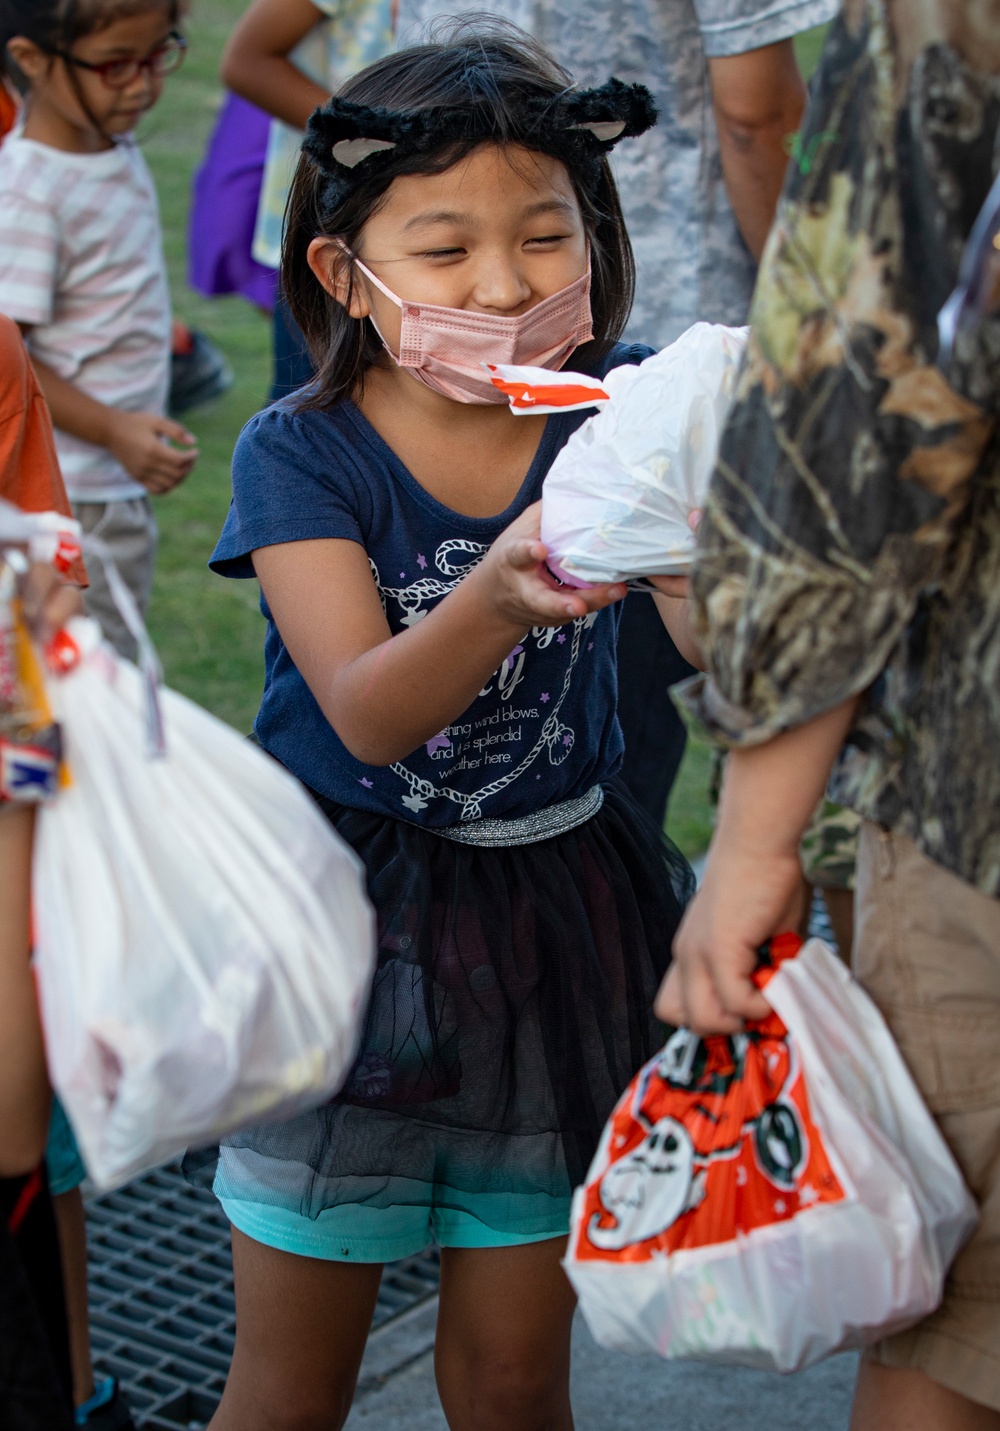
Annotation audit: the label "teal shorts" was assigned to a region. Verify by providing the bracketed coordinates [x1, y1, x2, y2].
[46, 1097, 87, 1197]
[219, 1189, 572, 1263]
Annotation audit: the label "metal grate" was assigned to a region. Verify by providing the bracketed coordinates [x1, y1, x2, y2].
[85, 1165, 440, 1430]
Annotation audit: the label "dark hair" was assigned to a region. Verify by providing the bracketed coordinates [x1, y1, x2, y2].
[1, 0, 181, 88]
[283, 18, 638, 411]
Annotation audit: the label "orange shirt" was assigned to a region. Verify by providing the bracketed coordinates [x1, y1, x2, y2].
[0, 314, 86, 583]
[0, 83, 16, 143]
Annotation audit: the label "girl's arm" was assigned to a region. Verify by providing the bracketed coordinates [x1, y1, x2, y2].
[252, 503, 627, 767]
[0, 805, 51, 1177]
[26, 350, 198, 494]
[652, 589, 703, 669]
[221, 0, 332, 129]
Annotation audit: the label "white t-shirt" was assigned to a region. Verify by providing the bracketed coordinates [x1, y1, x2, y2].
[0, 133, 171, 502]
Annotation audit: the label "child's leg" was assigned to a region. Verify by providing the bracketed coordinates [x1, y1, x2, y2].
[434, 1238, 576, 1431]
[51, 1187, 93, 1408]
[208, 1228, 383, 1431]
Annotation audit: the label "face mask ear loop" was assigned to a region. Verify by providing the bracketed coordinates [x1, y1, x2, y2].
[342, 250, 405, 357]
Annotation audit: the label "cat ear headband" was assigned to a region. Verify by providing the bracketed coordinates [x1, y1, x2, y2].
[303, 78, 657, 207]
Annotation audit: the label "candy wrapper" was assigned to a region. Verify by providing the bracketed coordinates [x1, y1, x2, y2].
[0, 499, 81, 802]
[535, 323, 747, 586]
[565, 935, 977, 1372]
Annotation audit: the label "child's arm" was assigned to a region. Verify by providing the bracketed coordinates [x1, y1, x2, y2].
[221, 0, 334, 129]
[0, 804, 51, 1176]
[27, 353, 198, 495]
[651, 581, 704, 669]
[656, 697, 859, 1035]
[252, 502, 627, 767]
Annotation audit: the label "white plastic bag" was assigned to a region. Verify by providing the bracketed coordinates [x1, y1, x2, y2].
[565, 935, 977, 1372]
[539, 323, 747, 586]
[32, 619, 376, 1190]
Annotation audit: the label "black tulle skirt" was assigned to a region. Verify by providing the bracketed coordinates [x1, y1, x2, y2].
[197, 781, 693, 1227]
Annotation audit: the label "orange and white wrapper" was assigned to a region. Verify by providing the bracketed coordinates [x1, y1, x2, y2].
[484, 363, 611, 414]
[565, 935, 977, 1372]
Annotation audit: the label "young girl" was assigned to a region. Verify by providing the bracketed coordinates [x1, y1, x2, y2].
[0, 0, 198, 661]
[207, 25, 693, 1431]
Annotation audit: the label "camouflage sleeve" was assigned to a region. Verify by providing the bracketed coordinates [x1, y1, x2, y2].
[682, 0, 999, 748]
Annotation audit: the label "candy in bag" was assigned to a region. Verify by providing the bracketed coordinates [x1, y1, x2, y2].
[32, 618, 376, 1189]
[538, 323, 747, 586]
[565, 935, 977, 1372]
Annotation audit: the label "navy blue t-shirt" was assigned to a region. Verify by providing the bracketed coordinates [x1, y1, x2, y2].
[211, 342, 652, 828]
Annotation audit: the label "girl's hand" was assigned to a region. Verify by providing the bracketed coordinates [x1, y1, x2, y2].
[483, 504, 627, 629]
[106, 411, 199, 494]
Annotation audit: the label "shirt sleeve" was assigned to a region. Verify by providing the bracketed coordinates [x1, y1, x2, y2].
[0, 189, 59, 328]
[0, 319, 87, 584]
[682, 4, 997, 747]
[210, 405, 372, 579]
[691, 0, 840, 58]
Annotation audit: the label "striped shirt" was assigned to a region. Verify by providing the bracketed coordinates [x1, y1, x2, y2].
[0, 133, 170, 502]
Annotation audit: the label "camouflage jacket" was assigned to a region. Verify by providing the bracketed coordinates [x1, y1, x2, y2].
[685, 0, 1000, 895]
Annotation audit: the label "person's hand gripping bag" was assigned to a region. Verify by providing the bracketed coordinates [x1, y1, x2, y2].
[535, 322, 747, 587]
[31, 617, 376, 1191]
[565, 934, 977, 1372]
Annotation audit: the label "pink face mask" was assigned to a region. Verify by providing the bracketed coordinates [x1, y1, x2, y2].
[353, 258, 594, 404]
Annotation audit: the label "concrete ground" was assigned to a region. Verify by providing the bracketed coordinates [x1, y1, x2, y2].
[345, 1297, 858, 1430]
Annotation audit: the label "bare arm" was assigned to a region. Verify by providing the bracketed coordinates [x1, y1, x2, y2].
[708, 40, 806, 260]
[0, 806, 51, 1176]
[252, 503, 626, 767]
[656, 697, 859, 1034]
[27, 348, 198, 495]
[221, 0, 332, 129]
[651, 581, 704, 669]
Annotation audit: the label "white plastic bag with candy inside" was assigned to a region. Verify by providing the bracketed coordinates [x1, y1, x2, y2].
[536, 323, 747, 586]
[565, 935, 977, 1373]
[32, 618, 375, 1190]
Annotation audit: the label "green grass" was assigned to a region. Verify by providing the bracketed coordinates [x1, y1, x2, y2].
[138, 0, 270, 733]
[135, 8, 828, 854]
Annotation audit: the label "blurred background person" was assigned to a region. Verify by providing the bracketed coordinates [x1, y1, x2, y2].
[220, 0, 396, 401]
[0, 0, 199, 661]
[0, 310, 84, 1431]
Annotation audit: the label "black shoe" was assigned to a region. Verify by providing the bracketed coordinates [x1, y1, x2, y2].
[76, 1376, 136, 1430]
[169, 329, 234, 415]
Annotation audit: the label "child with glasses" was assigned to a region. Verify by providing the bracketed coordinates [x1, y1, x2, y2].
[0, 0, 197, 663]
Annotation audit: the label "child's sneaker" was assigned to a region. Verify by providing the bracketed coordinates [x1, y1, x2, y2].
[76, 1376, 136, 1430]
[169, 326, 234, 415]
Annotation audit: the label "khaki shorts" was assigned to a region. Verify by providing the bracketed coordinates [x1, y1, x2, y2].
[854, 820, 1000, 1411]
[73, 497, 158, 662]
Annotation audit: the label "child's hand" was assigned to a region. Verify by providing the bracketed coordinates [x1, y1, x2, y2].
[647, 573, 691, 600]
[107, 411, 199, 494]
[482, 503, 627, 629]
[19, 562, 83, 644]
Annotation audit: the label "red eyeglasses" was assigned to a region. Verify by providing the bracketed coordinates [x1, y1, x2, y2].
[46, 30, 187, 89]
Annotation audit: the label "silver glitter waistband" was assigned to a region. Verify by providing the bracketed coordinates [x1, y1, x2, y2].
[433, 784, 605, 848]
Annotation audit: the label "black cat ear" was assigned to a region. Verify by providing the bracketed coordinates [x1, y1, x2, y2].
[304, 98, 419, 176]
[556, 79, 658, 145]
